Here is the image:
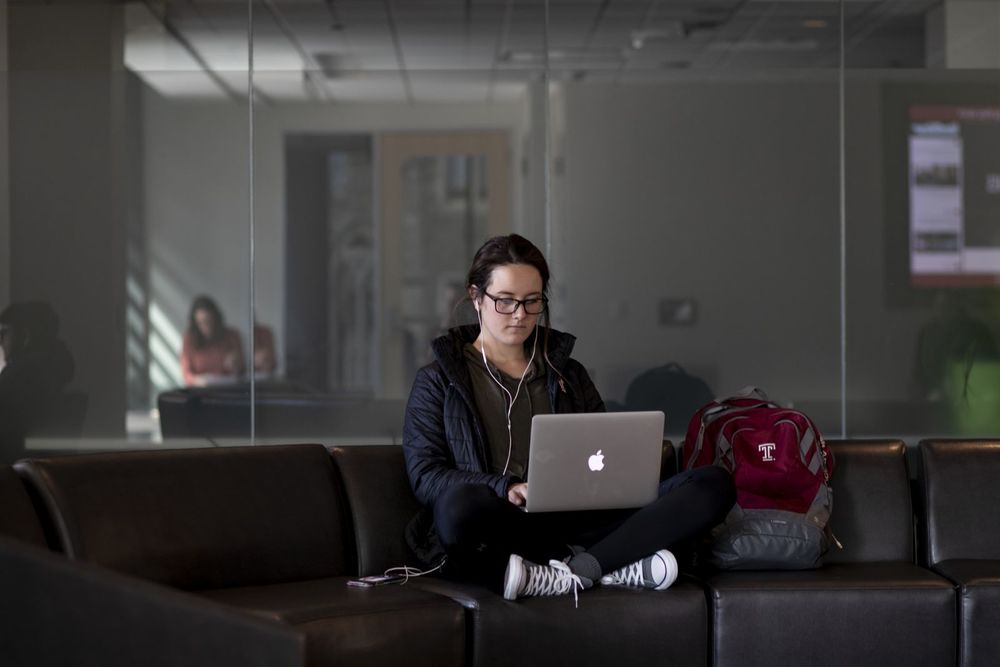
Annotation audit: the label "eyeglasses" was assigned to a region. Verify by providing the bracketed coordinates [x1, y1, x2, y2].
[482, 291, 548, 315]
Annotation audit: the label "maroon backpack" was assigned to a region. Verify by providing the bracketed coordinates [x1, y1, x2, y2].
[682, 387, 837, 569]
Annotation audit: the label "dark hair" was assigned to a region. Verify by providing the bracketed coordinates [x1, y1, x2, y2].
[466, 234, 550, 298]
[465, 235, 564, 379]
[187, 295, 226, 349]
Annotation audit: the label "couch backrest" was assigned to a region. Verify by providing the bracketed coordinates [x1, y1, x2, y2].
[660, 440, 677, 480]
[15, 444, 352, 589]
[0, 465, 48, 548]
[330, 445, 421, 576]
[325, 441, 713, 576]
[824, 440, 914, 564]
[921, 439, 1000, 565]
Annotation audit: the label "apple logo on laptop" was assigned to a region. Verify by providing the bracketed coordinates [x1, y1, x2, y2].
[588, 449, 605, 472]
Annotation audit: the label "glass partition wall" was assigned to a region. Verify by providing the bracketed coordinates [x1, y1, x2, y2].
[3, 0, 251, 463]
[548, 1, 843, 435]
[250, 0, 545, 445]
[1, 0, 996, 464]
[844, 0, 1000, 441]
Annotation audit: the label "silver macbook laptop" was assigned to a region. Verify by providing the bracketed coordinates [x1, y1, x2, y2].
[523, 411, 665, 513]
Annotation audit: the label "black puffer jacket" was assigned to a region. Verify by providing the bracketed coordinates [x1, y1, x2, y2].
[402, 324, 605, 566]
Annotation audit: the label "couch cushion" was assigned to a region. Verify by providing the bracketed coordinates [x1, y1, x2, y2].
[706, 563, 956, 667]
[0, 465, 47, 548]
[331, 445, 705, 665]
[15, 444, 352, 589]
[922, 440, 1000, 565]
[824, 440, 913, 564]
[330, 445, 421, 576]
[415, 577, 707, 667]
[200, 576, 465, 667]
[934, 559, 1000, 667]
[0, 536, 305, 667]
[935, 558, 1000, 587]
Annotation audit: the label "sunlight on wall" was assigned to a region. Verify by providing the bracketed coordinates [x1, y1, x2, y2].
[149, 302, 183, 390]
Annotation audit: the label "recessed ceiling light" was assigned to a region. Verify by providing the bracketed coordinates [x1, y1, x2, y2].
[630, 23, 687, 50]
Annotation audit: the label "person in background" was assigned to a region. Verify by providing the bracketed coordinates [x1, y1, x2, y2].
[0, 301, 75, 463]
[403, 234, 735, 602]
[180, 296, 244, 387]
[253, 322, 277, 378]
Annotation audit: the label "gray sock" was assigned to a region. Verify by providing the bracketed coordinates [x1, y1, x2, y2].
[567, 551, 602, 583]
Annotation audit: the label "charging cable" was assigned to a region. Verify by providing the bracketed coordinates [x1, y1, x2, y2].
[383, 556, 448, 585]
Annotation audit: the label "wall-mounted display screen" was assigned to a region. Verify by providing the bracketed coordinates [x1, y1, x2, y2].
[909, 106, 1000, 287]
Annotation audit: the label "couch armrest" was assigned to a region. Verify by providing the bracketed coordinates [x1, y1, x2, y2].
[0, 537, 305, 667]
[0, 465, 47, 548]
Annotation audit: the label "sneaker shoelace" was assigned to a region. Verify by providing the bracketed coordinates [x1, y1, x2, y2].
[524, 559, 584, 608]
[607, 559, 647, 587]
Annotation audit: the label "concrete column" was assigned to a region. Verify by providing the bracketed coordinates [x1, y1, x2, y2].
[927, 0, 1000, 68]
[0, 0, 10, 310]
[8, 3, 127, 437]
[523, 80, 549, 247]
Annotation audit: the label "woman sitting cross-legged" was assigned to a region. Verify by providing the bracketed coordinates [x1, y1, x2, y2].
[402, 234, 736, 602]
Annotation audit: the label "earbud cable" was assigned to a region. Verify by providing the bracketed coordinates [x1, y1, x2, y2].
[384, 556, 448, 585]
[477, 309, 538, 476]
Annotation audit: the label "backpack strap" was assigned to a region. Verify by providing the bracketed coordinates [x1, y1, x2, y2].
[714, 418, 753, 472]
[685, 403, 726, 471]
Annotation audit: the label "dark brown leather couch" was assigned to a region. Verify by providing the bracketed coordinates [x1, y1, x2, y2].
[330, 445, 709, 667]
[0, 465, 47, 548]
[11, 446, 464, 667]
[702, 440, 957, 667]
[0, 440, 991, 666]
[922, 440, 1000, 667]
[0, 535, 305, 667]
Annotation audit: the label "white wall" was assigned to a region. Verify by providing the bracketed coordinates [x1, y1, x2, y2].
[554, 79, 932, 407]
[556, 81, 841, 404]
[143, 95, 251, 388]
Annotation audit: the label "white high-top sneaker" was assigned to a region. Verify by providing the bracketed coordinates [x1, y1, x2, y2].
[503, 553, 591, 605]
[599, 549, 678, 591]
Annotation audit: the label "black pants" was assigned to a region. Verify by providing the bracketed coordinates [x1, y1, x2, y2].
[433, 465, 735, 590]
